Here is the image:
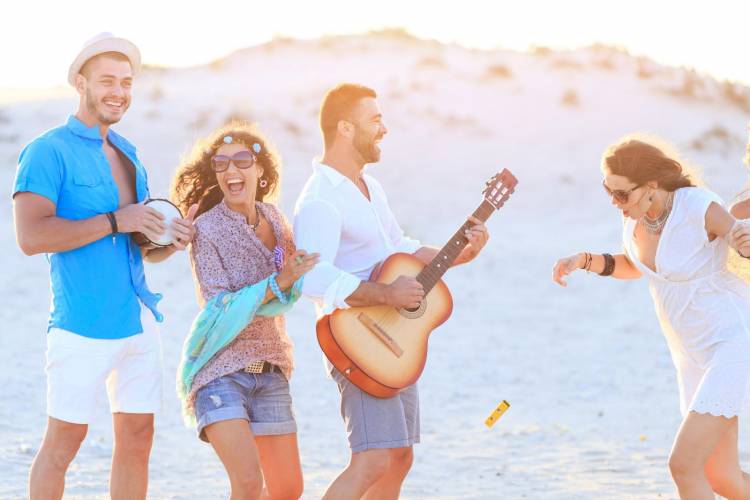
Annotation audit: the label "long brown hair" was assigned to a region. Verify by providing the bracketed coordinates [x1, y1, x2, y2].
[171, 121, 281, 218]
[602, 135, 697, 191]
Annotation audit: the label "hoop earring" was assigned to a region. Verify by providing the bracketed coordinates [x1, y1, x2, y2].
[259, 178, 268, 188]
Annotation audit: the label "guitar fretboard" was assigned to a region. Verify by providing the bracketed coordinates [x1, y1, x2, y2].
[416, 200, 496, 294]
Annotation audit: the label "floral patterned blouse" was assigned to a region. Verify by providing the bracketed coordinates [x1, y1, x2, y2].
[188, 199, 296, 394]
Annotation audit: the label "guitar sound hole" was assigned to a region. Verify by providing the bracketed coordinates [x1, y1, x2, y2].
[399, 298, 426, 319]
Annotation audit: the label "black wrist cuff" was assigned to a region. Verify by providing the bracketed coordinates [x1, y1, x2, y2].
[599, 253, 615, 276]
[105, 212, 118, 234]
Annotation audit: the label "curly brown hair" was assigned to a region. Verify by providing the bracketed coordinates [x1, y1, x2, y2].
[171, 121, 282, 218]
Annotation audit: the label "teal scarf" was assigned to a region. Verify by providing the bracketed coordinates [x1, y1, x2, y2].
[176, 276, 302, 426]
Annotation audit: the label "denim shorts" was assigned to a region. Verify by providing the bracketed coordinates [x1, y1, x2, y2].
[194, 370, 297, 442]
[331, 367, 420, 453]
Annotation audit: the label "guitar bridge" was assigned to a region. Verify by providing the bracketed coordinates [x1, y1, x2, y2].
[357, 313, 404, 357]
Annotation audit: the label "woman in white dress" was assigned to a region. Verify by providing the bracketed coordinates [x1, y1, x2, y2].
[553, 136, 750, 499]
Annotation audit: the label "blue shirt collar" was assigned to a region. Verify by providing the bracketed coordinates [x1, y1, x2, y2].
[65, 115, 137, 155]
[66, 115, 104, 141]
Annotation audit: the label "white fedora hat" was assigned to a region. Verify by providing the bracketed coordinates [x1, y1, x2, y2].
[68, 32, 141, 86]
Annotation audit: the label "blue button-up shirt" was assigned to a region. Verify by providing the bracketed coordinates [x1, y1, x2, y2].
[13, 115, 163, 339]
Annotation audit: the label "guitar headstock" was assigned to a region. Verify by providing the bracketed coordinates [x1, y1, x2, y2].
[483, 169, 518, 210]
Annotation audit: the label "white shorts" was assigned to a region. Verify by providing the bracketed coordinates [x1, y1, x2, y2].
[45, 310, 164, 424]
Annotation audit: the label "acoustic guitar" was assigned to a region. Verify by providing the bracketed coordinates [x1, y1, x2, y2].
[316, 169, 518, 397]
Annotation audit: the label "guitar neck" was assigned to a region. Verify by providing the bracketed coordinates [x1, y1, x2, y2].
[416, 200, 496, 294]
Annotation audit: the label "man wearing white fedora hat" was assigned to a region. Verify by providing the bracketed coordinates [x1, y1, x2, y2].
[12, 33, 197, 499]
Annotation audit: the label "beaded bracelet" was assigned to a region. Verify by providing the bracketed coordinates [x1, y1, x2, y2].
[268, 272, 289, 304]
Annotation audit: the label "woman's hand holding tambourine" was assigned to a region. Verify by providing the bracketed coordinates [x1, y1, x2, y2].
[729, 220, 750, 258]
[276, 250, 320, 290]
[169, 204, 198, 251]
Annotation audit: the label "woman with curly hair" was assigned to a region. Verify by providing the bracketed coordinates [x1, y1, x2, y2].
[552, 136, 750, 499]
[172, 121, 318, 499]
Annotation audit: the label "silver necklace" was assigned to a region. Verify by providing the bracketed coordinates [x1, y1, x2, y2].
[640, 191, 674, 235]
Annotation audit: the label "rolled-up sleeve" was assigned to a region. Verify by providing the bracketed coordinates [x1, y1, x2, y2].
[384, 201, 421, 254]
[294, 199, 361, 314]
[390, 219, 421, 254]
[13, 138, 63, 204]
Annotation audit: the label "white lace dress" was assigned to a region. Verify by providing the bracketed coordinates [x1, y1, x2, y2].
[623, 187, 750, 417]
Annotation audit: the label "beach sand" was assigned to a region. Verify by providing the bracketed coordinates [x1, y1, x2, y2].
[1, 33, 748, 498]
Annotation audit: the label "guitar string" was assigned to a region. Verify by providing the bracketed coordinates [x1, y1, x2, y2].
[366, 195, 507, 338]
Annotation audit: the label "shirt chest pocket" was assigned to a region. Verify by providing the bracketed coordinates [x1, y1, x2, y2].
[73, 170, 103, 187]
[60, 170, 111, 218]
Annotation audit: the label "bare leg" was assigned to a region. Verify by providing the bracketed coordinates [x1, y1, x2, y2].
[204, 419, 264, 500]
[29, 417, 87, 500]
[111, 413, 154, 500]
[323, 449, 391, 500]
[669, 411, 736, 499]
[362, 446, 414, 500]
[255, 433, 303, 499]
[704, 418, 750, 499]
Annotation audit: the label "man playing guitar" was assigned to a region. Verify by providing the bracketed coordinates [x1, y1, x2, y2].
[294, 83, 489, 499]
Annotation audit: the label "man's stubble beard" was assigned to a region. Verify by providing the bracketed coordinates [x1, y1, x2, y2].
[85, 87, 127, 126]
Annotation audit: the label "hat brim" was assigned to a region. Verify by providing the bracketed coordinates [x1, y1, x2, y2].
[68, 37, 141, 86]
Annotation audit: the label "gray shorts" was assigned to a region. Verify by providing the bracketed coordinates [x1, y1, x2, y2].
[194, 370, 297, 442]
[332, 368, 420, 453]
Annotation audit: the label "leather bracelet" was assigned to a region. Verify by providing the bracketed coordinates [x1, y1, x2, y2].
[599, 253, 616, 276]
[105, 212, 118, 234]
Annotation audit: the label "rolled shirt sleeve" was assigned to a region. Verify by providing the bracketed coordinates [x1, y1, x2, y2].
[389, 217, 421, 254]
[294, 199, 361, 314]
[377, 182, 421, 253]
[13, 138, 63, 204]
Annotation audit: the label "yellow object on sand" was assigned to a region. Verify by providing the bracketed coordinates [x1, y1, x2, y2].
[485, 400, 510, 428]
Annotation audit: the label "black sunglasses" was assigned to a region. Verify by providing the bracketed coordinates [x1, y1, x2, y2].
[602, 180, 642, 204]
[211, 151, 256, 173]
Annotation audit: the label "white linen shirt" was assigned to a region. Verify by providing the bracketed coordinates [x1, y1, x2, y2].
[293, 161, 421, 316]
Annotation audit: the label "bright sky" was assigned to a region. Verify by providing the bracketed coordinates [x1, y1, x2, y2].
[3, 0, 749, 91]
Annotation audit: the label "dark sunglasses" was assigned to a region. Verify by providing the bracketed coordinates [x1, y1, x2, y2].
[602, 180, 642, 204]
[211, 151, 256, 173]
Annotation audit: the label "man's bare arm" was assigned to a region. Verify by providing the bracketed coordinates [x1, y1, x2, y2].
[14, 192, 166, 255]
[14, 193, 113, 255]
[345, 276, 425, 310]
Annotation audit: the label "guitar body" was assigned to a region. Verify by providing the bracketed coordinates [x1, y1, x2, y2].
[316, 167, 517, 398]
[316, 252, 453, 398]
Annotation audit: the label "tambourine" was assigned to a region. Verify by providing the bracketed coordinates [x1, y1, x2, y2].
[140, 198, 183, 247]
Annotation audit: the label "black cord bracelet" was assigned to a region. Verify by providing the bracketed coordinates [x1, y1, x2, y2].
[599, 253, 615, 276]
[105, 212, 118, 234]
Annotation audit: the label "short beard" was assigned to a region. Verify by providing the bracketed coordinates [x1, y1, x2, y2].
[353, 128, 380, 164]
[85, 87, 123, 126]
